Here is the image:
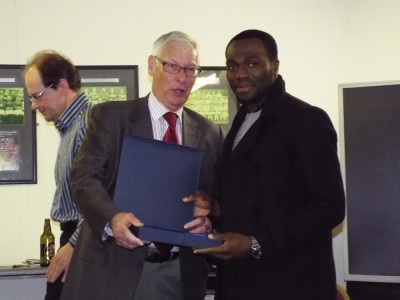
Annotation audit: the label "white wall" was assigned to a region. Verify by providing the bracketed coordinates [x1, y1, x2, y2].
[1, 0, 400, 289]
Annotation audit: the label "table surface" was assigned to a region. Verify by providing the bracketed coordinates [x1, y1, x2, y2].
[0, 265, 47, 277]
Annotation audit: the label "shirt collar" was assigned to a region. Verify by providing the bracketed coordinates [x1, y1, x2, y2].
[148, 92, 183, 122]
[54, 93, 89, 132]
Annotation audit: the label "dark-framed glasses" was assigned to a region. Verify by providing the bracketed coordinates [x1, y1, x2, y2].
[155, 56, 201, 77]
[29, 83, 54, 103]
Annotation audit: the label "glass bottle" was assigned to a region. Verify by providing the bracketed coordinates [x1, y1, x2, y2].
[40, 219, 55, 267]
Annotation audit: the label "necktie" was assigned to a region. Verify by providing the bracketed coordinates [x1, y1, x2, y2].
[153, 112, 178, 256]
[162, 112, 178, 143]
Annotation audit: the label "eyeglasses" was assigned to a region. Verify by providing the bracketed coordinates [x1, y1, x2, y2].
[29, 83, 54, 103]
[155, 56, 201, 77]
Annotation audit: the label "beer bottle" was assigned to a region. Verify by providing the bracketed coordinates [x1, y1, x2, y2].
[40, 219, 55, 267]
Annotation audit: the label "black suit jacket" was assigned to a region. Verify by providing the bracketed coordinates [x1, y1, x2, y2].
[214, 76, 345, 300]
[61, 96, 224, 300]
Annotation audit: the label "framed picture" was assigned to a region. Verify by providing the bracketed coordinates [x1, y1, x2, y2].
[0, 65, 37, 184]
[185, 66, 239, 133]
[77, 65, 139, 104]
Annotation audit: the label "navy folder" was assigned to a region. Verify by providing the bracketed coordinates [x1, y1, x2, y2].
[113, 134, 221, 249]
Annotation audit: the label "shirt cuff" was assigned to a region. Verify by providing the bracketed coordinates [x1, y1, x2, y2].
[102, 222, 113, 241]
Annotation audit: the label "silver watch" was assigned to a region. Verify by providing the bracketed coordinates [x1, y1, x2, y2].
[250, 236, 262, 259]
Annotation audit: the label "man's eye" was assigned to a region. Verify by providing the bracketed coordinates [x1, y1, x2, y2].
[227, 65, 238, 72]
[248, 62, 259, 68]
[168, 63, 180, 70]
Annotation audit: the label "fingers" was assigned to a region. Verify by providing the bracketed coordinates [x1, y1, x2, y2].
[114, 234, 144, 249]
[125, 212, 144, 228]
[46, 258, 64, 282]
[184, 216, 213, 234]
[113, 230, 144, 249]
[46, 243, 74, 283]
[111, 212, 144, 249]
[184, 191, 221, 218]
[193, 233, 249, 260]
[183, 191, 222, 219]
[183, 191, 212, 209]
[193, 241, 229, 260]
[47, 266, 61, 282]
[193, 233, 224, 254]
[61, 266, 68, 283]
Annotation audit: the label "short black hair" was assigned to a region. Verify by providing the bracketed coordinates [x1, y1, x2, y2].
[226, 29, 278, 61]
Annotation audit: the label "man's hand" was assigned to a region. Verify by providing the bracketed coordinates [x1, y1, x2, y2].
[183, 191, 217, 234]
[46, 242, 74, 283]
[183, 191, 220, 217]
[194, 232, 252, 260]
[184, 216, 213, 234]
[110, 212, 144, 250]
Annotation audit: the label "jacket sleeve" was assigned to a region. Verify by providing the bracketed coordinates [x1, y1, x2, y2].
[70, 103, 125, 240]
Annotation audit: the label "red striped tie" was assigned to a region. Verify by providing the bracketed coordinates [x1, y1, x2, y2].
[162, 112, 178, 144]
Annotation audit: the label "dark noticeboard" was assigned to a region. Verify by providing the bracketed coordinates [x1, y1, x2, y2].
[77, 65, 139, 104]
[185, 66, 239, 134]
[339, 81, 400, 283]
[0, 65, 37, 184]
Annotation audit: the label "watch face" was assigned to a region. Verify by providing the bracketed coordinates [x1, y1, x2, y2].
[252, 247, 261, 259]
[251, 237, 262, 259]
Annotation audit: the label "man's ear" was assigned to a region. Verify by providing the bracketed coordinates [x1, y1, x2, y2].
[273, 59, 280, 76]
[148, 55, 156, 76]
[57, 78, 70, 92]
[57, 78, 69, 95]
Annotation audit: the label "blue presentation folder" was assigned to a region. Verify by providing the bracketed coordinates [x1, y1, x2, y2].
[113, 134, 221, 249]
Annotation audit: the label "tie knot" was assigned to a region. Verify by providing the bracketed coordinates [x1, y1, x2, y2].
[163, 112, 178, 126]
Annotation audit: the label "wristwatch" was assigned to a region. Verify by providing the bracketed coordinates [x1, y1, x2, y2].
[250, 236, 262, 259]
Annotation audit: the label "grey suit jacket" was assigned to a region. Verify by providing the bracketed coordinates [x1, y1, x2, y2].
[61, 96, 224, 300]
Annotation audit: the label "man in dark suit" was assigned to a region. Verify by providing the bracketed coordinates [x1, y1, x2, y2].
[194, 29, 346, 299]
[61, 31, 223, 300]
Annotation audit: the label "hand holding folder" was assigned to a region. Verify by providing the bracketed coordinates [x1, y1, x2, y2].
[113, 135, 222, 249]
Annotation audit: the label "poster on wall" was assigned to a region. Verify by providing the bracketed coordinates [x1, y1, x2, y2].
[184, 66, 238, 133]
[77, 65, 139, 104]
[0, 65, 37, 184]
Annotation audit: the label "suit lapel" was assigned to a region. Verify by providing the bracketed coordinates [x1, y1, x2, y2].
[127, 96, 154, 139]
[220, 106, 262, 163]
[229, 118, 262, 160]
[181, 109, 202, 148]
[124, 99, 204, 144]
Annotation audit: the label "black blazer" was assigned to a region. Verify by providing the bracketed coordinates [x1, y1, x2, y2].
[214, 76, 345, 300]
[61, 96, 224, 300]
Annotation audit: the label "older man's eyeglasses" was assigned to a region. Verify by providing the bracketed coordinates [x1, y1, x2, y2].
[29, 83, 54, 103]
[155, 56, 201, 77]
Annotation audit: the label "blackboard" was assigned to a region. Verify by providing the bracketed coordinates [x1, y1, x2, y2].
[339, 82, 400, 282]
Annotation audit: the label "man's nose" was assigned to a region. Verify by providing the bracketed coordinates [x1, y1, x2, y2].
[30, 101, 39, 111]
[236, 65, 250, 78]
[175, 69, 188, 82]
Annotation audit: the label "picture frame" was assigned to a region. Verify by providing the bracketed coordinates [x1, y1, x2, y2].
[185, 66, 239, 133]
[77, 65, 139, 104]
[0, 65, 37, 184]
